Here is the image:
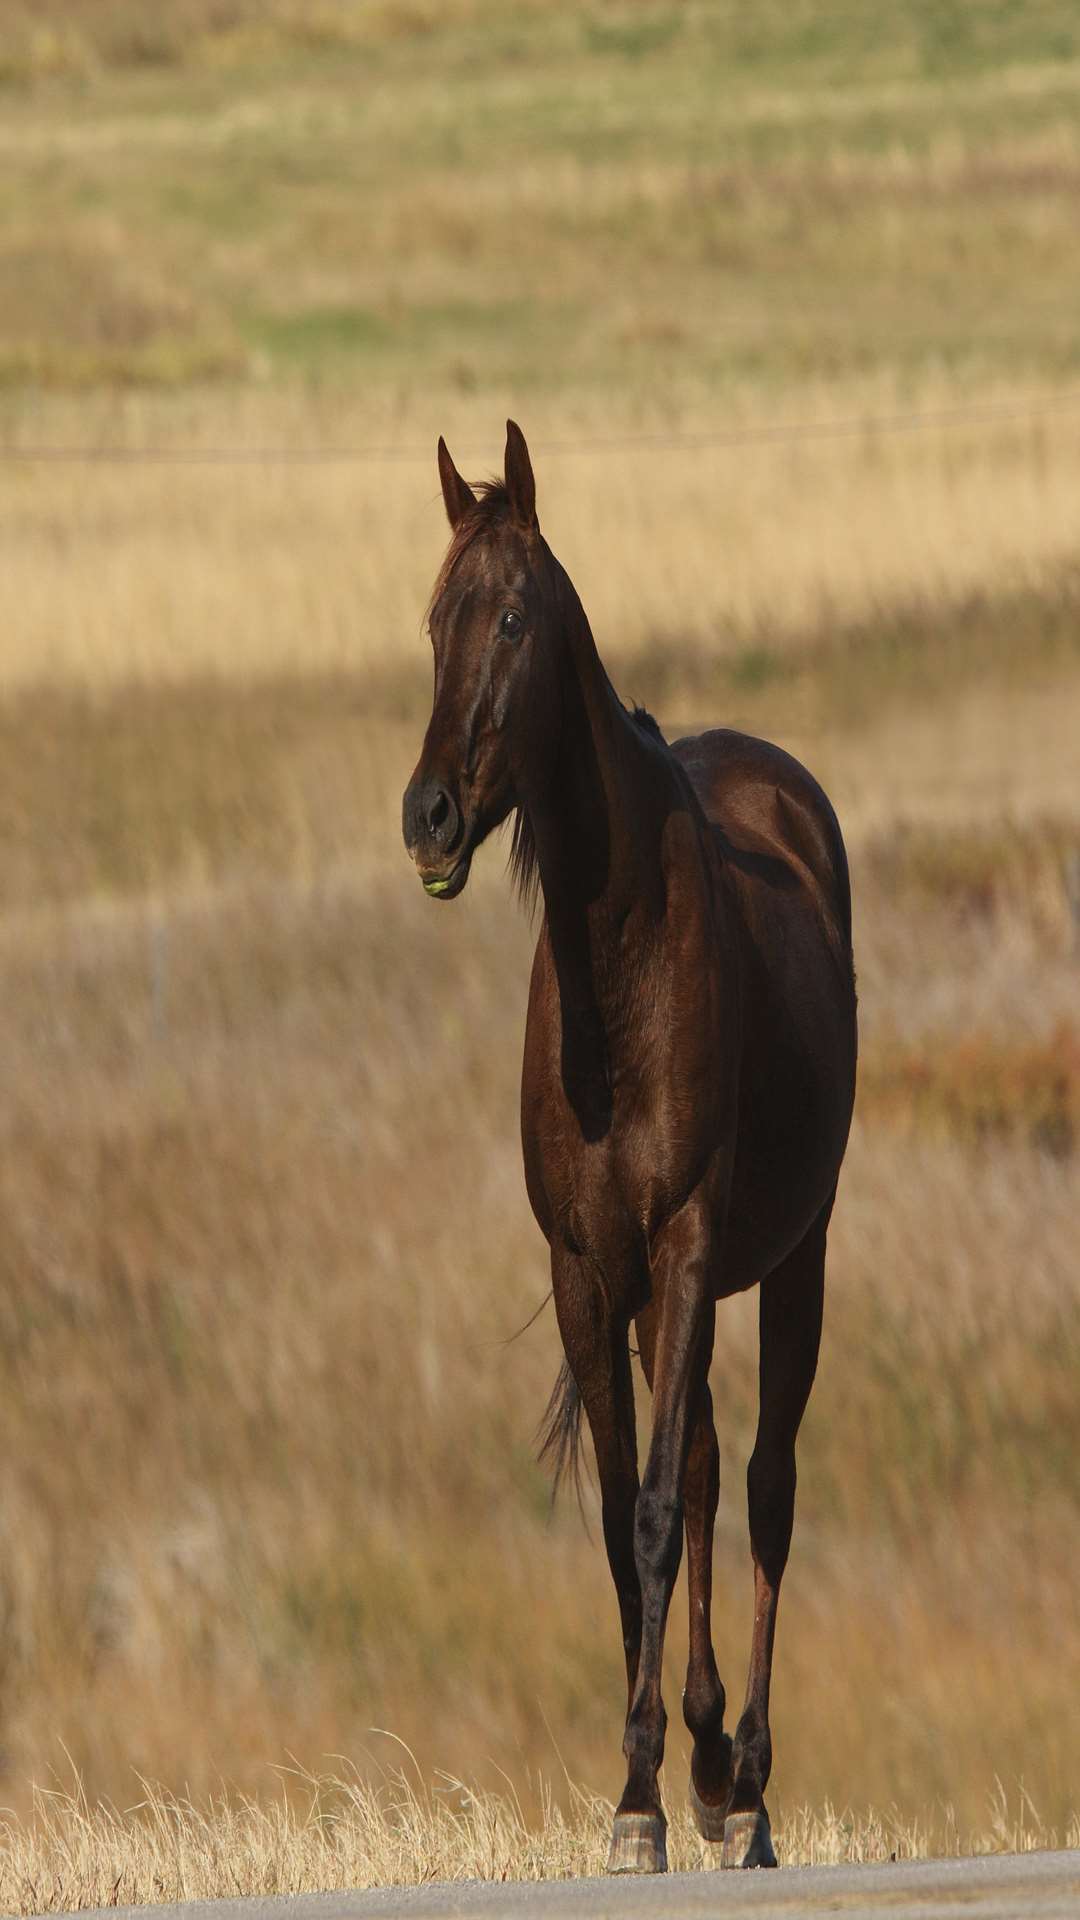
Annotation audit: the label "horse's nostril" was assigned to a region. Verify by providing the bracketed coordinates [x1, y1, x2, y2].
[421, 782, 459, 849]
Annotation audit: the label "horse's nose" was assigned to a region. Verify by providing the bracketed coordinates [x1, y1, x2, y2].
[403, 775, 460, 857]
[425, 783, 452, 839]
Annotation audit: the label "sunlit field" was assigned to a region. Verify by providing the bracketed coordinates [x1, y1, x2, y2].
[0, 1, 1078, 1907]
[4, 381, 1080, 698]
[0, 692, 1076, 1871]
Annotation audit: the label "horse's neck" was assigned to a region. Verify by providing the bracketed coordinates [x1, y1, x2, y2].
[526, 581, 670, 1031]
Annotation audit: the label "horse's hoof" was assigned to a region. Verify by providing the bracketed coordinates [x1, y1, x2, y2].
[606, 1812, 668, 1874]
[720, 1808, 776, 1869]
[688, 1775, 727, 1844]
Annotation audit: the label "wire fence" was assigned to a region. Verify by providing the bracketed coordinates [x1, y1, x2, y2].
[2, 386, 1079, 465]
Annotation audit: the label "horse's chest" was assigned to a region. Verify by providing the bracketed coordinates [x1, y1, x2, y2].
[521, 919, 721, 1263]
[552, 1130, 633, 1248]
[524, 1058, 692, 1271]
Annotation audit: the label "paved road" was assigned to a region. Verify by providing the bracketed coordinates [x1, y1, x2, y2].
[59, 1849, 1080, 1920]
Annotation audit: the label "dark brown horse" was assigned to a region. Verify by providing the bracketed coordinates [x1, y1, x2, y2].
[402, 424, 857, 1874]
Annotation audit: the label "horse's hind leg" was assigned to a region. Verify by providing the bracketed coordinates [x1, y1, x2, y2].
[724, 1204, 829, 1869]
[682, 1385, 733, 1840]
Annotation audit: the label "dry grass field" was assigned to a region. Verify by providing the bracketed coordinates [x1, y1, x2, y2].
[0, 1, 1078, 1908]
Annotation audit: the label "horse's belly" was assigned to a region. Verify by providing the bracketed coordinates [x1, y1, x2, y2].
[721, 1173, 827, 1293]
[721, 1027, 855, 1290]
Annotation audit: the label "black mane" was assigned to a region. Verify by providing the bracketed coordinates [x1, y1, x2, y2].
[509, 703, 666, 912]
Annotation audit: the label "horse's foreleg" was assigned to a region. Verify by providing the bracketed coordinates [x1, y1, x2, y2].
[550, 1247, 642, 1713]
[610, 1197, 715, 1872]
[636, 1308, 731, 1841]
[724, 1204, 829, 1870]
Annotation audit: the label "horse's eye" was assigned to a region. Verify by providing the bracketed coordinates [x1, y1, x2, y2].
[499, 608, 524, 641]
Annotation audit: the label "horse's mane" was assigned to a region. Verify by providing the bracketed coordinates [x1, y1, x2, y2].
[509, 705, 664, 913]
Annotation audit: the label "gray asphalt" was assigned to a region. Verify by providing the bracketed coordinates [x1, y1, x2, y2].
[56, 1849, 1080, 1920]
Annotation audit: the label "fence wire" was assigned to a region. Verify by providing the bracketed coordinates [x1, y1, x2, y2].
[1, 387, 1079, 465]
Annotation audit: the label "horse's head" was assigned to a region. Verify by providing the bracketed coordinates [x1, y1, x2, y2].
[402, 421, 560, 899]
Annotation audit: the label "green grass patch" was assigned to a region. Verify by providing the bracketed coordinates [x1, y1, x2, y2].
[246, 304, 393, 364]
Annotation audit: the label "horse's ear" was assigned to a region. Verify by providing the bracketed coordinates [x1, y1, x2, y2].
[504, 419, 537, 530]
[437, 436, 475, 530]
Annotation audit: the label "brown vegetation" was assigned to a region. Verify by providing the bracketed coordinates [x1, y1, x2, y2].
[0, 689, 1076, 1873]
[0, 1, 1078, 1900]
[860, 1023, 1080, 1155]
[4, 1768, 1077, 1914]
[5, 388, 1080, 698]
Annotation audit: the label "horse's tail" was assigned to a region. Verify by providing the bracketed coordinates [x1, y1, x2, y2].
[537, 1357, 584, 1506]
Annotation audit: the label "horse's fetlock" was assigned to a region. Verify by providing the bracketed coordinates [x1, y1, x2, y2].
[624, 1689, 666, 1759]
[731, 1707, 772, 1806]
[628, 1689, 666, 1734]
[734, 1701, 764, 1747]
[683, 1670, 726, 1742]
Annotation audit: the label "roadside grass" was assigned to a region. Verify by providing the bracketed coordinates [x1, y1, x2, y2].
[4, 1765, 1078, 1915]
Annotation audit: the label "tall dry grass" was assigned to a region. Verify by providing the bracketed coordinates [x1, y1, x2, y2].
[0, 1, 1078, 1894]
[0, 686, 1075, 1860]
[0, 398, 1076, 1879]
[4, 1765, 1078, 1914]
[3, 385, 1080, 694]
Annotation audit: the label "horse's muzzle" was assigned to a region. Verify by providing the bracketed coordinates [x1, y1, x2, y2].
[402, 773, 471, 898]
[417, 850, 472, 900]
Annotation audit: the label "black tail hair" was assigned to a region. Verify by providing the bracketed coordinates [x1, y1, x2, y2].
[536, 1358, 585, 1508]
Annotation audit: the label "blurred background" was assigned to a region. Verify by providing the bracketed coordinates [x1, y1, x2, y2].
[0, 0, 1077, 1846]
